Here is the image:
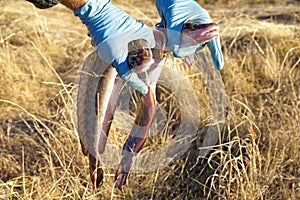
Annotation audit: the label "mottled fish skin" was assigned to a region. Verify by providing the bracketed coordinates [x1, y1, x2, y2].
[181, 22, 219, 47]
[114, 32, 166, 189]
[127, 39, 153, 72]
[182, 22, 217, 31]
[115, 87, 156, 189]
[89, 154, 104, 188]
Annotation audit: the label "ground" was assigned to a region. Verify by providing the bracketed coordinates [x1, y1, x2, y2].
[0, 0, 299, 199]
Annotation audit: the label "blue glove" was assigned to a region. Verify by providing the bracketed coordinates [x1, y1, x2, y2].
[156, 0, 224, 70]
[75, 0, 155, 94]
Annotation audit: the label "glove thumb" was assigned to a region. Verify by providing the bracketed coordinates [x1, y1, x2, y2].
[121, 71, 148, 94]
[207, 37, 224, 70]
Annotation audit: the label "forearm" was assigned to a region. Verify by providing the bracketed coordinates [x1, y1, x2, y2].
[60, 0, 88, 11]
[26, 0, 88, 11]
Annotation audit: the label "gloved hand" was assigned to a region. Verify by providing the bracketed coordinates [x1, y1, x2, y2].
[75, 0, 155, 94]
[156, 0, 224, 70]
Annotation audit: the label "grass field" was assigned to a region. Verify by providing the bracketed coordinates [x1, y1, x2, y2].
[1, 0, 299, 199]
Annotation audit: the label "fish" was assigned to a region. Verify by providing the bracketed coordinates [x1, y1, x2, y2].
[181, 22, 219, 47]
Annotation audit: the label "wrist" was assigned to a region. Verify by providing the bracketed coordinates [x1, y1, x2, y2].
[61, 0, 89, 11]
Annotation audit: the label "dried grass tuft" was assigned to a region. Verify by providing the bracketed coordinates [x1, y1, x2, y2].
[1, 0, 299, 199]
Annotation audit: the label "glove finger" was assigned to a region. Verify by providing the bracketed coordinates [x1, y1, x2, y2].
[207, 37, 224, 70]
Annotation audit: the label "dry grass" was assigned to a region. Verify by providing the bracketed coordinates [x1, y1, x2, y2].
[1, 0, 299, 199]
